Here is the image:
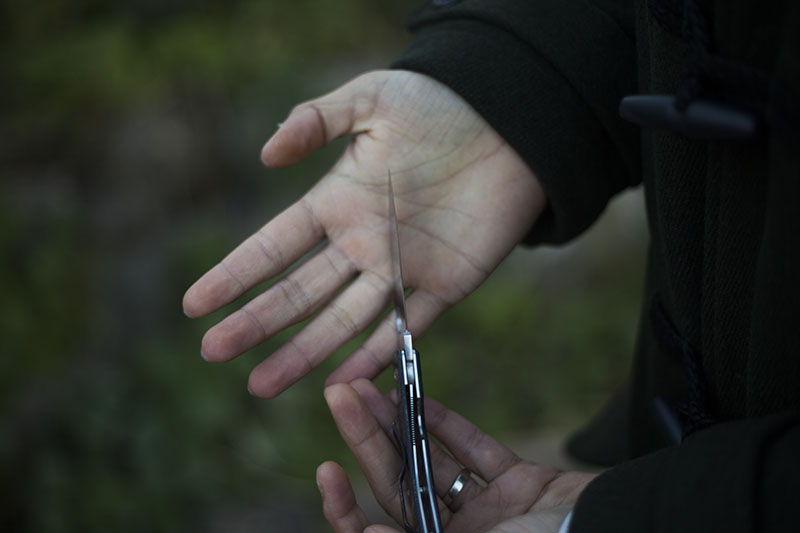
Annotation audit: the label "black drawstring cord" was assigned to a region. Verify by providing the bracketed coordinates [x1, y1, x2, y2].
[651, 295, 717, 441]
[674, 0, 709, 111]
[629, 0, 800, 145]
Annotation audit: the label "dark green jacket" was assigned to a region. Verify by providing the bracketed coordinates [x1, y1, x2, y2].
[395, 0, 800, 530]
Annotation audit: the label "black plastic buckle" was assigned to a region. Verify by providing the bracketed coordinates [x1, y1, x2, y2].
[619, 94, 758, 140]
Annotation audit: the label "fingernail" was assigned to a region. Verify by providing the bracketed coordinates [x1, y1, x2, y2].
[276, 122, 283, 128]
[200, 348, 209, 362]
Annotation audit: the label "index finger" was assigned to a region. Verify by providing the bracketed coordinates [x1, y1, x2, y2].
[182, 198, 324, 318]
[324, 383, 407, 525]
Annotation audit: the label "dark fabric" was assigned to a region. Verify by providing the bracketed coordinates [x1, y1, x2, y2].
[565, 388, 632, 466]
[393, 0, 642, 244]
[570, 411, 800, 533]
[392, 0, 800, 530]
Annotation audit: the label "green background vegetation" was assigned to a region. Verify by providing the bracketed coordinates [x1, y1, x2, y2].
[1, 1, 646, 531]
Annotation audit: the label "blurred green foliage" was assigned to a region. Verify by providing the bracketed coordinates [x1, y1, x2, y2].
[1, 0, 645, 531]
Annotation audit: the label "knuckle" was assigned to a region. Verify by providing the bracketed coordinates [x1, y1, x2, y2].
[328, 302, 359, 337]
[240, 307, 268, 342]
[220, 259, 246, 292]
[277, 275, 312, 316]
[253, 229, 285, 271]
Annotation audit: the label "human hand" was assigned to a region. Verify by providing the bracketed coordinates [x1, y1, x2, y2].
[317, 379, 596, 533]
[182, 70, 544, 398]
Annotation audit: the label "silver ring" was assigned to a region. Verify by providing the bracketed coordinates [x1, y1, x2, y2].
[443, 469, 472, 508]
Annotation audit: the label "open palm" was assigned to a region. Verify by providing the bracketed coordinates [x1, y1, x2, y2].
[183, 70, 544, 397]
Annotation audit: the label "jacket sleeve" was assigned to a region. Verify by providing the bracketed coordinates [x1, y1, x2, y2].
[570, 411, 800, 532]
[392, 0, 641, 244]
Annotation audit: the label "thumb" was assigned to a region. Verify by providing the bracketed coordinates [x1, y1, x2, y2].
[317, 461, 372, 533]
[261, 72, 382, 168]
